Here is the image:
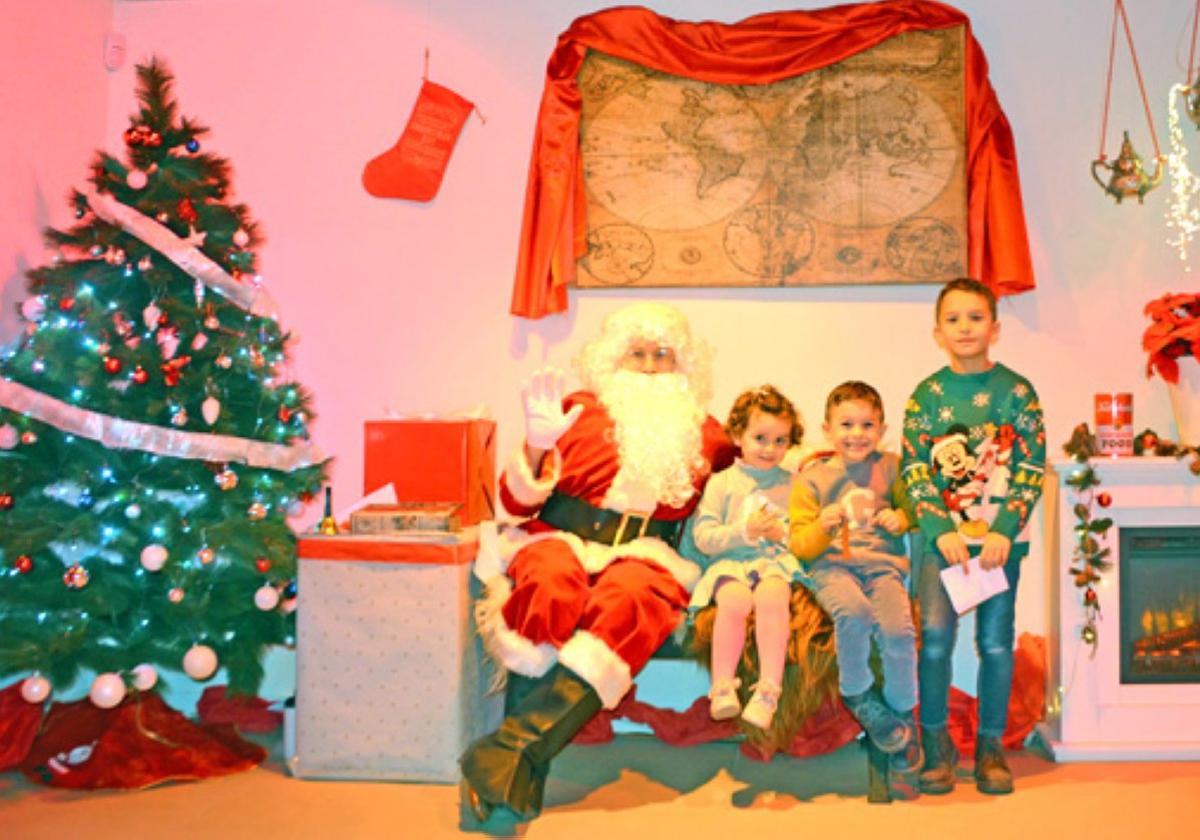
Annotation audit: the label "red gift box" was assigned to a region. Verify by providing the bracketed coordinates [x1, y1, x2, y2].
[363, 419, 496, 525]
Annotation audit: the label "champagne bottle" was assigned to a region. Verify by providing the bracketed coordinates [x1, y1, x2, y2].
[318, 486, 338, 535]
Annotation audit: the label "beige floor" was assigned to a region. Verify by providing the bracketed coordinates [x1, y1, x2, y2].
[1, 733, 1197, 840]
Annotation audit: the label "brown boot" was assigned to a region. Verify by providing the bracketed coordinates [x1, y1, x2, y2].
[917, 725, 958, 795]
[974, 736, 1014, 795]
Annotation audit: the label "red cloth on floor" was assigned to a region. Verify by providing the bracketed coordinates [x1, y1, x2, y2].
[196, 686, 282, 733]
[0, 681, 44, 772]
[21, 692, 265, 789]
[947, 631, 1047, 753]
[511, 0, 1035, 318]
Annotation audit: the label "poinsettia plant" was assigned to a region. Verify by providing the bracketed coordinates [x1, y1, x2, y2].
[1143, 292, 1200, 383]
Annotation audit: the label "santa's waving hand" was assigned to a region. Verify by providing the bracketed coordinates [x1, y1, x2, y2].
[462, 303, 735, 829]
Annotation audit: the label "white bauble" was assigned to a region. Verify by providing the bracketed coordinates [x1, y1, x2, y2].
[253, 585, 280, 611]
[89, 672, 126, 709]
[142, 302, 161, 330]
[183, 644, 218, 680]
[139, 544, 168, 572]
[201, 396, 221, 426]
[131, 663, 158, 691]
[20, 296, 46, 322]
[20, 675, 51, 703]
[126, 169, 148, 189]
[0, 424, 17, 450]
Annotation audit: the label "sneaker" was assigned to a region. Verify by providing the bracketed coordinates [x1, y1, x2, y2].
[741, 679, 781, 729]
[974, 736, 1014, 795]
[890, 712, 924, 776]
[708, 678, 742, 721]
[918, 725, 959, 795]
[842, 688, 907, 753]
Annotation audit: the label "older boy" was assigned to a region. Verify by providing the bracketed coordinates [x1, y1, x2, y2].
[901, 278, 1046, 795]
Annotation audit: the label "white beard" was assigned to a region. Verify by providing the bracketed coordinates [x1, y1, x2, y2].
[597, 370, 706, 510]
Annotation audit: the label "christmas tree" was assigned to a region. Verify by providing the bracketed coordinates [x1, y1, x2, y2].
[0, 59, 327, 707]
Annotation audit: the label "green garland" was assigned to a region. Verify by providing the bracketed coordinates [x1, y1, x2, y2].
[1062, 425, 1112, 653]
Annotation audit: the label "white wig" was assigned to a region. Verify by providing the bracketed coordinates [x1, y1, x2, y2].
[575, 303, 712, 405]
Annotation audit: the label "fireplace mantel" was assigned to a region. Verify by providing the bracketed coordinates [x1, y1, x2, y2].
[1038, 456, 1200, 761]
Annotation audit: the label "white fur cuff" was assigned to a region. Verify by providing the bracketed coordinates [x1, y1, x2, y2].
[558, 630, 632, 710]
[474, 576, 557, 680]
[503, 446, 560, 509]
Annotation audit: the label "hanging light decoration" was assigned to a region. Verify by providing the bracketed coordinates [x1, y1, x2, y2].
[1165, 0, 1200, 264]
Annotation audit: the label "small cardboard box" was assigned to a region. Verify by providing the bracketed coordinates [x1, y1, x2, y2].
[350, 502, 462, 534]
[291, 532, 502, 782]
[364, 419, 496, 525]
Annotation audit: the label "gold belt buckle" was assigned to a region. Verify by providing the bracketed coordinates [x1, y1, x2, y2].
[613, 509, 653, 544]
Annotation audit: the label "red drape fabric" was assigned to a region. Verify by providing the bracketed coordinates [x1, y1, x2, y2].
[511, 0, 1035, 319]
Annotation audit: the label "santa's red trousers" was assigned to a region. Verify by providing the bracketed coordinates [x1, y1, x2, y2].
[502, 539, 689, 676]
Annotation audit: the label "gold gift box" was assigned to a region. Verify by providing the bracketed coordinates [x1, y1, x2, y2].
[349, 502, 462, 535]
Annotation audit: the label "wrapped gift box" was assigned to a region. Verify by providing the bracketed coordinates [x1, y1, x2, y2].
[290, 532, 502, 782]
[350, 502, 462, 534]
[364, 419, 496, 525]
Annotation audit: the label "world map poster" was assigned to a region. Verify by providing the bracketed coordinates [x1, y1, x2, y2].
[575, 26, 967, 288]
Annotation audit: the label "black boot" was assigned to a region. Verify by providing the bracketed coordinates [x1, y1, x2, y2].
[889, 711, 924, 776]
[459, 664, 603, 828]
[917, 725, 959, 795]
[974, 736, 1014, 795]
[842, 688, 908, 753]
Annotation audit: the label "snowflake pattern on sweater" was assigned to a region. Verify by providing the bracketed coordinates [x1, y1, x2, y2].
[901, 363, 1046, 553]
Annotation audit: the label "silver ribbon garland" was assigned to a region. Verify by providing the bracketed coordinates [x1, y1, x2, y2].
[0, 378, 323, 472]
[84, 188, 279, 320]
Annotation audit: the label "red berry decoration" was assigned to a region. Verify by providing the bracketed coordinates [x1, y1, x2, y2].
[177, 198, 198, 224]
[103, 356, 122, 375]
[157, 312, 170, 327]
[1084, 587, 1098, 606]
[1097, 492, 1112, 508]
[58, 297, 74, 311]
[14, 555, 33, 574]
[0, 493, 13, 510]
[278, 405, 293, 423]
[255, 557, 272, 573]
[132, 366, 149, 385]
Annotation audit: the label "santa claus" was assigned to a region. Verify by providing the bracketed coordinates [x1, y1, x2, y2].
[461, 302, 734, 827]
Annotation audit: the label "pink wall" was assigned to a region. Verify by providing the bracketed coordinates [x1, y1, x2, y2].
[5, 1, 1199, 659]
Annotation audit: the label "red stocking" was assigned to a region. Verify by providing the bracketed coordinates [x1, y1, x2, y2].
[362, 79, 474, 202]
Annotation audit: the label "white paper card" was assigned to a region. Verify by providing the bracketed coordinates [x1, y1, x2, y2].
[938, 556, 1009, 614]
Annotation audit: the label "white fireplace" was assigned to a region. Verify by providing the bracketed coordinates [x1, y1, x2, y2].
[1038, 456, 1200, 760]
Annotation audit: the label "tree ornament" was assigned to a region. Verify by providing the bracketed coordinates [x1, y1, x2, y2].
[171, 408, 189, 427]
[138, 255, 153, 271]
[202, 395, 221, 425]
[248, 502, 267, 520]
[30, 358, 46, 374]
[1084, 587, 1098, 606]
[14, 555, 33, 574]
[125, 503, 142, 519]
[131, 663, 158, 691]
[78, 490, 95, 509]
[58, 297, 74, 311]
[0, 493, 13, 510]
[255, 557, 271, 573]
[142, 302, 162, 330]
[20, 430, 38, 445]
[89, 244, 105, 257]
[126, 169, 148, 190]
[20, 296, 46, 322]
[278, 405, 293, 423]
[197, 547, 215, 565]
[183, 644, 218, 680]
[131, 365, 149, 385]
[21, 675, 51, 704]
[157, 326, 180, 359]
[0, 424, 17, 449]
[103, 356, 122, 375]
[254, 585, 280, 611]
[215, 469, 238, 491]
[283, 579, 297, 600]
[177, 198, 198, 224]
[250, 347, 265, 368]
[232, 228, 250, 248]
[97, 341, 112, 355]
[63, 564, 90, 589]
[1097, 492, 1113, 508]
[89, 672, 126, 709]
[203, 306, 219, 330]
[156, 211, 170, 223]
[139, 544, 168, 572]
[186, 138, 200, 153]
[168, 587, 185, 603]
[216, 354, 232, 369]
[191, 331, 208, 351]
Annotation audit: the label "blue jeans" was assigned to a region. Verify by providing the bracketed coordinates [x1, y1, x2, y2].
[808, 563, 917, 713]
[916, 548, 1023, 739]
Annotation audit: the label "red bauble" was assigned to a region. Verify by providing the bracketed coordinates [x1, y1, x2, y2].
[157, 312, 170, 327]
[0, 493, 13, 510]
[58, 297, 75, 311]
[1097, 492, 1113, 508]
[14, 555, 33, 574]
[132, 366, 149, 385]
[255, 557, 272, 573]
[278, 405, 293, 423]
[1084, 587, 1098, 606]
[177, 198, 198, 223]
[103, 356, 122, 375]
[163, 369, 180, 387]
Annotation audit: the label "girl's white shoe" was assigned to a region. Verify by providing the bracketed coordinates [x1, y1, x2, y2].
[741, 678, 781, 729]
[708, 677, 742, 720]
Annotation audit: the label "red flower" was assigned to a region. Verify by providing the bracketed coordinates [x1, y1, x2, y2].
[1143, 292, 1200, 383]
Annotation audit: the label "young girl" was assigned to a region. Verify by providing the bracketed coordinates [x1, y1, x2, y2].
[686, 385, 802, 729]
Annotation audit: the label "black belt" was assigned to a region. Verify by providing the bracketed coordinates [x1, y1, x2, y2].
[538, 491, 682, 548]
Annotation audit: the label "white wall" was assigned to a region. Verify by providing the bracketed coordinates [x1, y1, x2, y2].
[5, 0, 1198, 689]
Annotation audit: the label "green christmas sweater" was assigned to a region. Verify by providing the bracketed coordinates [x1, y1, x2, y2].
[900, 363, 1046, 559]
